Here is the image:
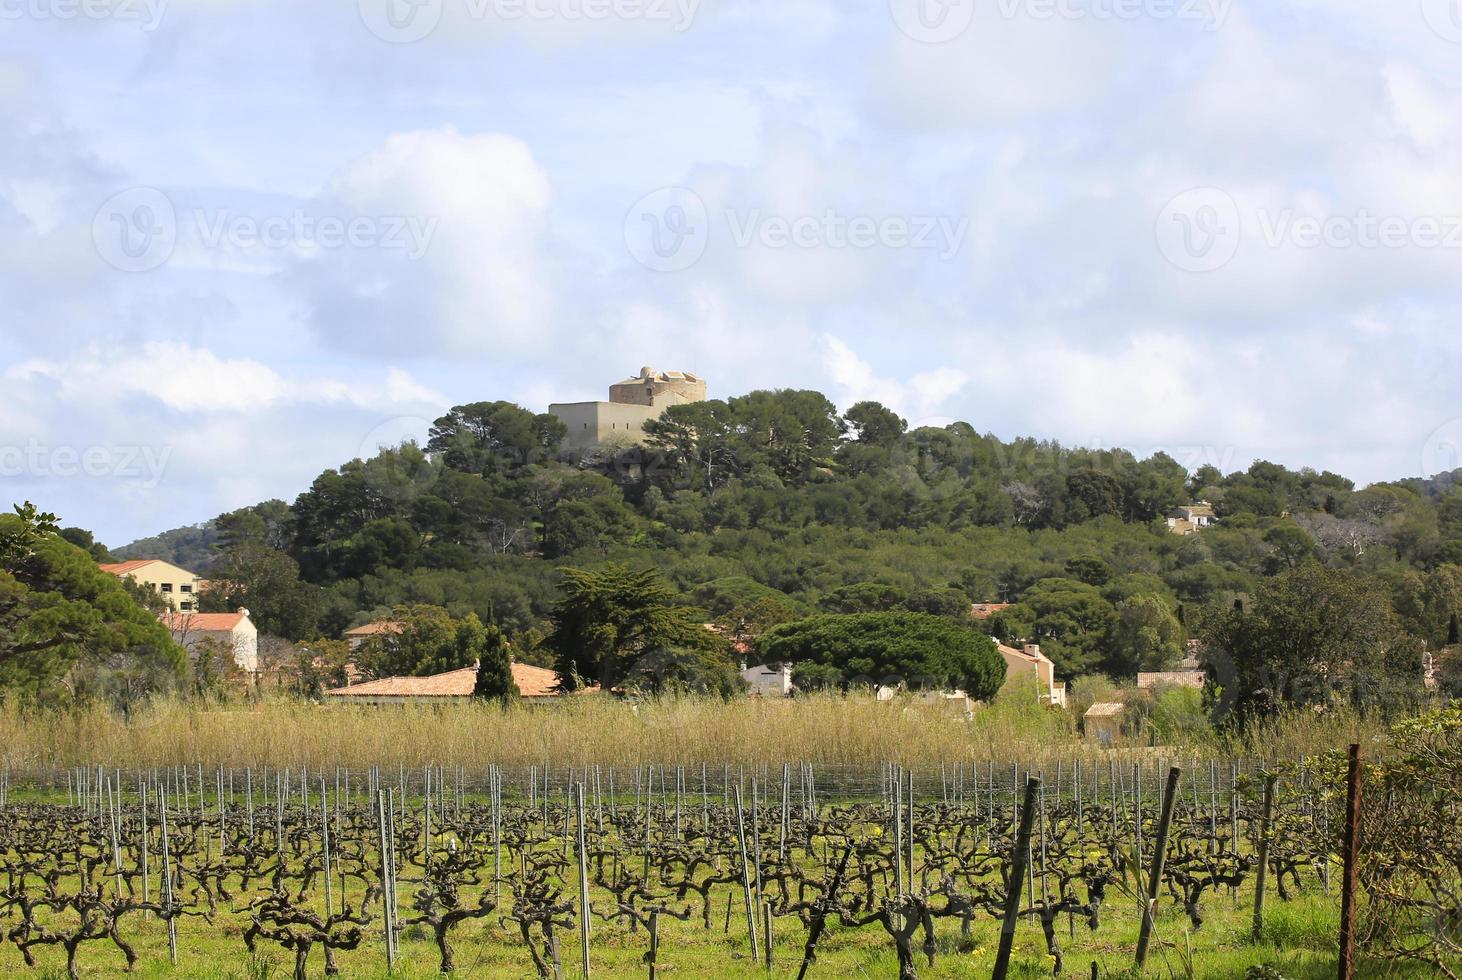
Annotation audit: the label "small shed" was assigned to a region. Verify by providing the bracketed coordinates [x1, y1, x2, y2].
[1084, 702, 1125, 746]
[740, 663, 793, 698]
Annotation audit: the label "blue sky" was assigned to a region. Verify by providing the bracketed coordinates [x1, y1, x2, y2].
[5, 0, 1462, 545]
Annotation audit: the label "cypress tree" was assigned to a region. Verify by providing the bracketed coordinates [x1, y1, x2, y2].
[472, 625, 519, 706]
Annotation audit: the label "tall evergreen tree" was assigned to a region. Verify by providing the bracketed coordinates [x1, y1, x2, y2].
[472, 624, 519, 705]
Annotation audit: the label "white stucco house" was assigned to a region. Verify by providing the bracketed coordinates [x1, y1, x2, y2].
[162, 610, 258, 673]
[740, 662, 793, 697]
[997, 643, 1067, 707]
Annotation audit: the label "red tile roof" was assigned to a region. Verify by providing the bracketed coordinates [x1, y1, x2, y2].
[344, 621, 405, 638]
[325, 662, 571, 700]
[99, 560, 158, 575]
[161, 611, 249, 633]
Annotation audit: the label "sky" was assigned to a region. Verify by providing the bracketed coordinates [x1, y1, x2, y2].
[5, 0, 1462, 545]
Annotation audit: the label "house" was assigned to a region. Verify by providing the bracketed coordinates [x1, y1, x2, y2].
[872, 684, 974, 716]
[1137, 670, 1207, 691]
[970, 602, 1012, 620]
[99, 559, 202, 611]
[324, 662, 580, 705]
[549, 366, 707, 452]
[741, 663, 793, 697]
[997, 643, 1067, 707]
[162, 610, 258, 673]
[1167, 502, 1217, 536]
[1084, 702, 1125, 745]
[343, 620, 404, 651]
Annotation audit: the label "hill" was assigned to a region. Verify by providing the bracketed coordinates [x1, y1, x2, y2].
[112, 523, 220, 573]
[105, 390, 1462, 689]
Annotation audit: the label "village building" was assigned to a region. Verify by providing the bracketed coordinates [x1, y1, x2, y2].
[1084, 702, 1125, 745]
[1167, 502, 1217, 536]
[161, 610, 258, 673]
[996, 643, 1067, 707]
[740, 662, 793, 697]
[343, 620, 404, 651]
[969, 602, 1012, 620]
[1137, 670, 1207, 691]
[99, 559, 203, 611]
[324, 662, 577, 705]
[549, 366, 706, 451]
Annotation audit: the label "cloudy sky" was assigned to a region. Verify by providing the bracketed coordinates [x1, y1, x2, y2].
[5, 0, 1462, 544]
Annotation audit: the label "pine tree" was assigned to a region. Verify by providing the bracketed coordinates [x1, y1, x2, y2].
[472, 624, 518, 706]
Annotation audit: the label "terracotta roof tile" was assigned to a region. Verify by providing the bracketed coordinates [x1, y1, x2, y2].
[344, 621, 405, 638]
[161, 611, 249, 632]
[99, 560, 158, 575]
[1137, 670, 1207, 690]
[325, 662, 571, 700]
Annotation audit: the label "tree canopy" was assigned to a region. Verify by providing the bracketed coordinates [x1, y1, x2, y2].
[756, 611, 1006, 702]
[0, 503, 184, 699]
[544, 564, 730, 692]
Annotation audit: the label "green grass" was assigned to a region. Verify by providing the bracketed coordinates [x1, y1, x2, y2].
[0, 886, 1423, 979]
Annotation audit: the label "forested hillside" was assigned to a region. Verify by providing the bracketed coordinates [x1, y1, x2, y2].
[91, 389, 1460, 702]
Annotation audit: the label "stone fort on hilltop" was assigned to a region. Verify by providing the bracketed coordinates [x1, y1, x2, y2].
[549, 366, 707, 451]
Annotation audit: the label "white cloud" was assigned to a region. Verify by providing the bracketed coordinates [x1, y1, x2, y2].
[823, 335, 967, 423]
[6, 343, 446, 415]
[284, 126, 555, 356]
[8, 0, 1462, 542]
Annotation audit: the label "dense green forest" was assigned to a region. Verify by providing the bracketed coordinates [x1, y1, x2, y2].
[70, 388, 1462, 710]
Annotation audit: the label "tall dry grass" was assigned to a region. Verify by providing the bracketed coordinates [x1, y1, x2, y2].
[0, 692, 1074, 771]
[0, 690, 1396, 773]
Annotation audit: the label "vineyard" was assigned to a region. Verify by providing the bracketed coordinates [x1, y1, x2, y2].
[0, 742, 1456, 980]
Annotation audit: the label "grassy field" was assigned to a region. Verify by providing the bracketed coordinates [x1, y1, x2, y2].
[0, 887, 1415, 979]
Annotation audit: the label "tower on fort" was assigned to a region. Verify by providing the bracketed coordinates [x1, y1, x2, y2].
[549, 366, 706, 451]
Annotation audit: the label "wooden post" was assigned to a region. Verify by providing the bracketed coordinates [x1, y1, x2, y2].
[993, 775, 1040, 980]
[1136, 766, 1181, 968]
[647, 910, 660, 980]
[1251, 774, 1277, 942]
[1338, 744, 1362, 980]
